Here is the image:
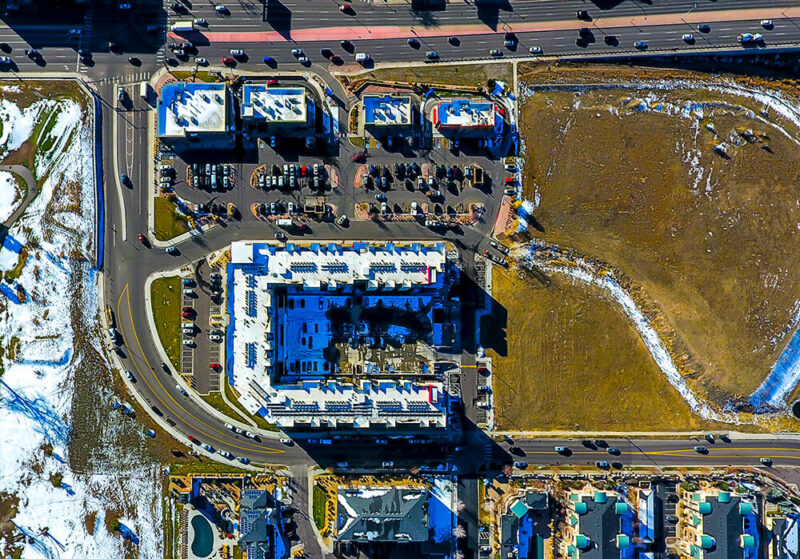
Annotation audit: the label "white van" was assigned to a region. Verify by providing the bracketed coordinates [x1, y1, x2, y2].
[355, 52, 369, 63]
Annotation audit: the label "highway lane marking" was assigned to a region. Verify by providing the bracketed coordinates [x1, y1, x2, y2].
[116, 283, 284, 456]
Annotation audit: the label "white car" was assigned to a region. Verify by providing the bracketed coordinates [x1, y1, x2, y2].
[761, 19, 773, 28]
[215, 4, 227, 12]
[217, 449, 233, 459]
[529, 46, 542, 54]
[381, 461, 394, 467]
[196, 57, 208, 66]
[682, 33, 694, 42]
[279, 437, 293, 445]
[194, 17, 207, 25]
[230, 49, 244, 56]
[291, 48, 303, 56]
[245, 431, 256, 439]
[355, 52, 369, 63]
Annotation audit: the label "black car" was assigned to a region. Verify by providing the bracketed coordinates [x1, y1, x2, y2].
[320, 48, 333, 59]
[160, 362, 172, 374]
[576, 9, 590, 20]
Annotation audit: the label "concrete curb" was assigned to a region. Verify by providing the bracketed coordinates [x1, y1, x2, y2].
[143, 269, 282, 439]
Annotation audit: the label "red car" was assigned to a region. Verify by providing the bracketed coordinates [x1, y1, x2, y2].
[138, 233, 146, 244]
[339, 4, 353, 13]
[504, 176, 515, 184]
[181, 311, 193, 318]
[266, 79, 278, 85]
[222, 57, 235, 65]
[182, 306, 193, 312]
[188, 436, 200, 444]
[300, 166, 308, 176]
[352, 153, 366, 162]
[210, 362, 221, 370]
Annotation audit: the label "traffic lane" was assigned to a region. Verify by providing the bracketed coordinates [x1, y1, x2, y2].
[183, 17, 797, 69]
[508, 438, 800, 467]
[171, 0, 796, 34]
[290, 438, 451, 469]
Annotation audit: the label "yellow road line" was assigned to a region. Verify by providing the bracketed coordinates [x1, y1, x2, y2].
[117, 283, 283, 455]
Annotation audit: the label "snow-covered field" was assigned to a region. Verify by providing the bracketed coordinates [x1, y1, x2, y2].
[0, 87, 162, 558]
[0, 170, 21, 223]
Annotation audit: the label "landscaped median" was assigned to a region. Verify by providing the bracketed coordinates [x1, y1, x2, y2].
[150, 276, 182, 370]
[153, 196, 190, 242]
[199, 379, 279, 432]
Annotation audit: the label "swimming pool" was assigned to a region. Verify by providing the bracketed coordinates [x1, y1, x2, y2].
[190, 514, 213, 558]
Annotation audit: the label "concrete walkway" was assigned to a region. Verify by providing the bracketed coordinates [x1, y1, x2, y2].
[0, 164, 37, 229]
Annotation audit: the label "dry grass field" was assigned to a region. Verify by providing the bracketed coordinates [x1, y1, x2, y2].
[494, 63, 800, 428]
[486, 267, 726, 432]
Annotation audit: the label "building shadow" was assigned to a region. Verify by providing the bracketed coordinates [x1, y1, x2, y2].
[475, 0, 512, 32]
[265, 0, 292, 40]
[1, 0, 166, 54]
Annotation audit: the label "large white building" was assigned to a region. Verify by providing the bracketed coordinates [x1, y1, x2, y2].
[225, 241, 455, 429]
[157, 82, 231, 139]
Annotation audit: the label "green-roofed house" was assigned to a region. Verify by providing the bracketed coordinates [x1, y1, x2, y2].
[679, 487, 760, 559]
[561, 489, 634, 559]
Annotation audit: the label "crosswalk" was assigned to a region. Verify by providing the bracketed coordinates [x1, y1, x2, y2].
[91, 72, 152, 86]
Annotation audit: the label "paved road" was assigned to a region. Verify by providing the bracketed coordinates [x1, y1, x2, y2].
[0, 164, 37, 229]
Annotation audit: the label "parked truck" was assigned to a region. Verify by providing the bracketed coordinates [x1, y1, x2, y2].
[139, 82, 149, 101]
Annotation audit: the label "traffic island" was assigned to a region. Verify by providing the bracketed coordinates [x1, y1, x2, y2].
[150, 276, 182, 370]
[153, 196, 190, 242]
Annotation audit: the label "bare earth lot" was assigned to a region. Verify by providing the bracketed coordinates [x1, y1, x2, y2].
[495, 63, 800, 428]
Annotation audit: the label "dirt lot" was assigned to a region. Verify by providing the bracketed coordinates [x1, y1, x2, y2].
[486, 267, 724, 432]
[512, 63, 800, 409]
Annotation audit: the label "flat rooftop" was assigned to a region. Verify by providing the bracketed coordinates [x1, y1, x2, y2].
[230, 241, 445, 289]
[226, 241, 453, 429]
[363, 94, 413, 126]
[241, 85, 308, 124]
[434, 98, 496, 128]
[158, 82, 228, 138]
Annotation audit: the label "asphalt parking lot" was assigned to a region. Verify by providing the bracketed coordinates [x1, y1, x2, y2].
[160, 140, 507, 229]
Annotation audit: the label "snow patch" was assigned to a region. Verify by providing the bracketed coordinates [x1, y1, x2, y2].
[0, 170, 21, 222]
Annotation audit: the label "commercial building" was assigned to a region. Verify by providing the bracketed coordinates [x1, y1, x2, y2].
[240, 85, 316, 136]
[561, 488, 635, 559]
[362, 94, 414, 133]
[431, 98, 501, 136]
[678, 487, 758, 559]
[334, 479, 456, 547]
[225, 241, 459, 429]
[157, 82, 231, 139]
